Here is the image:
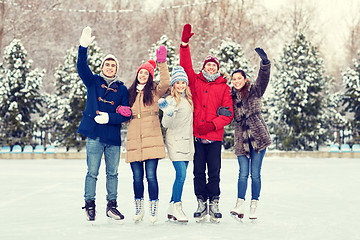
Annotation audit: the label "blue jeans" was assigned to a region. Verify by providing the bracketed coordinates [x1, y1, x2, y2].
[237, 143, 266, 200]
[171, 161, 189, 203]
[130, 159, 159, 200]
[84, 137, 120, 201]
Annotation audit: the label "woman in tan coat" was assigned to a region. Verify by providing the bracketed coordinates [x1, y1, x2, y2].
[126, 45, 170, 224]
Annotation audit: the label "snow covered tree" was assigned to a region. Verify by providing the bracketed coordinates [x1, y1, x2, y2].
[148, 35, 179, 82]
[0, 39, 44, 146]
[341, 52, 360, 143]
[210, 38, 255, 80]
[46, 41, 103, 150]
[209, 39, 255, 149]
[268, 33, 334, 150]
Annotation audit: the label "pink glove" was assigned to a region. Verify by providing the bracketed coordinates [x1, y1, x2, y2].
[116, 106, 132, 117]
[156, 45, 167, 63]
[198, 122, 215, 135]
[181, 24, 194, 43]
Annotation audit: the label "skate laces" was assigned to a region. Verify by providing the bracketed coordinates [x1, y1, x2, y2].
[150, 200, 159, 217]
[135, 198, 143, 214]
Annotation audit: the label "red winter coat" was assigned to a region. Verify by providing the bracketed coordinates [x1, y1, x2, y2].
[180, 44, 233, 141]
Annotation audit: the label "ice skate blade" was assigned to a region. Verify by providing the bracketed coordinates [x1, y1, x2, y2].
[230, 213, 243, 223]
[107, 217, 124, 224]
[210, 217, 220, 223]
[195, 215, 208, 223]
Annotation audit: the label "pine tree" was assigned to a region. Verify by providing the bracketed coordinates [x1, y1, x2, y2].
[341, 51, 360, 143]
[0, 39, 44, 146]
[209, 39, 255, 149]
[47, 42, 103, 150]
[269, 33, 333, 150]
[148, 35, 179, 81]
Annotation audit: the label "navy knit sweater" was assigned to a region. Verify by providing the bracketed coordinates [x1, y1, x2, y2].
[77, 46, 130, 146]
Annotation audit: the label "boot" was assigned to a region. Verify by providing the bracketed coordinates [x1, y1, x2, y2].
[209, 196, 222, 223]
[230, 198, 245, 219]
[193, 197, 207, 222]
[82, 200, 96, 221]
[249, 200, 258, 220]
[106, 200, 124, 221]
[172, 201, 188, 223]
[149, 199, 159, 224]
[167, 201, 174, 220]
[133, 198, 145, 222]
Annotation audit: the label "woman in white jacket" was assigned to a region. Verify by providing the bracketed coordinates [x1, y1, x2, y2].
[159, 66, 194, 223]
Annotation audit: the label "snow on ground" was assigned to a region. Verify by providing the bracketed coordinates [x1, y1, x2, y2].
[0, 156, 359, 240]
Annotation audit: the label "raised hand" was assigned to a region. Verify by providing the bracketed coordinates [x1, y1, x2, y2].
[181, 24, 194, 43]
[255, 48, 270, 65]
[156, 45, 167, 63]
[79, 26, 95, 48]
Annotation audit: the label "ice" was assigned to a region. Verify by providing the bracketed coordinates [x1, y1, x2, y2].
[0, 156, 359, 240]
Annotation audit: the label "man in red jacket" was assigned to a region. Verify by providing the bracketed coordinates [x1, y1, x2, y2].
[180, 23, 233, 223]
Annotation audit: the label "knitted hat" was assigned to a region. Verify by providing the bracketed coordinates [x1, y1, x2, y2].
[101, 54, 119, 74]
[136, 59, 156, 78]
[170, 66, 188, 86]
[202, 55, 220, 70]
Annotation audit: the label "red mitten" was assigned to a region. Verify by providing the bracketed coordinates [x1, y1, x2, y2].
[116, 106, 132, 117]
[181, 24, 194, 43]
[198, 122, 215, 135]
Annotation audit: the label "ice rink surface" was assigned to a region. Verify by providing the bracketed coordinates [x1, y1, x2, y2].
[0, 156, 359, 240]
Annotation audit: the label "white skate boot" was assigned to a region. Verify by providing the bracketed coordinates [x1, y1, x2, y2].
[249, 200, 258, 220]
[172, 202, 188, 223]
[167, 201, 174, 221]
[230, 198, 245, 220]
[133, 198, 144, 223]
[149, 199, 159, 224]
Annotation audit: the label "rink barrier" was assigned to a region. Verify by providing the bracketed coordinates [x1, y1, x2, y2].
[0, 151, 359, 159]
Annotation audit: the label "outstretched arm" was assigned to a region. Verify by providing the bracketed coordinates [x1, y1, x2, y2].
[254, 48, 271, 97]
[77, 27, 96, 88]
[180, 24, 196, 87]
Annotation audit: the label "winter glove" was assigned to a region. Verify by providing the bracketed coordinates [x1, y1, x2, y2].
[181, 23, 194, 43]
[79, 26, 95, 48]
[116, 106, 132, 117]
[94, 112, 109, 124]
[198, 121, 215, 135]
[217, 106, 232, 117]
[156, 45, 167, 63]
[255, 48, 270, 65]
[158, 98, 175, 117]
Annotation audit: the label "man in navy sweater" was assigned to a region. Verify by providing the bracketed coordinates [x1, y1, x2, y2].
[77, 26, 131, 222]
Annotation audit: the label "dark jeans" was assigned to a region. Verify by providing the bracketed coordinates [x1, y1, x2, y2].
[130, 159, 159, 200]
[193, 140, 222, 201]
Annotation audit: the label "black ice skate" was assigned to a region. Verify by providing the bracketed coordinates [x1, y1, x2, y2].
[82, 200, 96, 221]
[209, 197, 222, 223]
[194, 197, 207, 223]
[106, 200, 124, 223]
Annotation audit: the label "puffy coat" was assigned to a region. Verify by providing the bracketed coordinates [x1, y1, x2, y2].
[126, 62, 170, 163]
[232, 62, 272, 157]
[180, 45, 233, 141]
[77, 46, 130, 146]
[162, 94, 194, 161]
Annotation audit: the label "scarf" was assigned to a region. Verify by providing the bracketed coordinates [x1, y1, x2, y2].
[201, 70, 220, 83]
[136, 84, 145, 91]
[100, 72, 119, 86]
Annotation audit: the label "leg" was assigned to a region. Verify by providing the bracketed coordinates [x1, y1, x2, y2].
[145, 158, 159, 201]
[237, 154, 250, 200]
[205, 141, 222, 200]
[193, 140, 207, 200]
[84, 137, 104, 201]
[249, 145, 266, 200]
[171, 161, 189, 203]
[130, 161, 145, 199]
[104, 144, 121, 201]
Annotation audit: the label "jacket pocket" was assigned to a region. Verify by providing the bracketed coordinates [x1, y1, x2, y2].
[175, 136, 191, 154]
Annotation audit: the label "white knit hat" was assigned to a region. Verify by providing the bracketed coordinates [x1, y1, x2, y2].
[101, 54, 119, 74]
[170, 66, 188, 86]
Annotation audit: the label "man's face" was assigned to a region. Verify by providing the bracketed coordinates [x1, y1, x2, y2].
[204, 62, 218, 75]
[101, 60, 117, 78]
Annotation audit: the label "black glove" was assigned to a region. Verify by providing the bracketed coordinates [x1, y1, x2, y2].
[217, 106, 232, 117]
[255, 48, 270, 65]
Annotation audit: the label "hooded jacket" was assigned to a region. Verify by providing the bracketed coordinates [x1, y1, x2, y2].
[180, 44, 233, 141]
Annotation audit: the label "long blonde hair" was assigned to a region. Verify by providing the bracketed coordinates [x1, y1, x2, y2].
[170, 85, 193, 111]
